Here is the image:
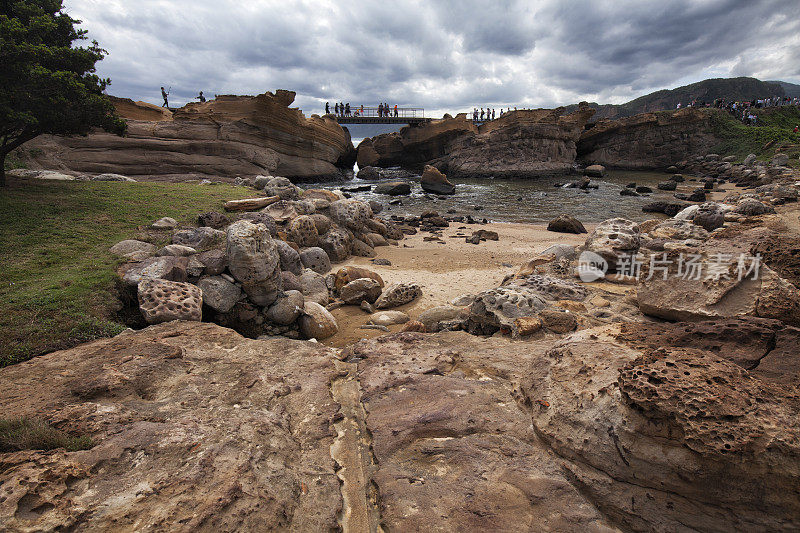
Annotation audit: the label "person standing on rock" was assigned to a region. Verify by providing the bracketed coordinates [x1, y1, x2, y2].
[161, 86, 169, 108]
[325, 102, 330, 114]
[378, 102, 383, 117]
[345, 103, 350, 116]
[195, 91, 205, 103]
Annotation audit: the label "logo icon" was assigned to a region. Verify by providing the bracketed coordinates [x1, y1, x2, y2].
[577, 251, 608, 282]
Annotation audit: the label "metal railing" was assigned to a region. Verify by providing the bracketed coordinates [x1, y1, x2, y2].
[331, 107, 425, 118]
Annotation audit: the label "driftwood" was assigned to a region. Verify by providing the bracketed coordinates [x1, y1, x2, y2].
[223, 195, 280, 212]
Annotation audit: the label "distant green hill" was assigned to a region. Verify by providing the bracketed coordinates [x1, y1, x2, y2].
[768, 80, 800, 98]
[566, 77, 788, 121]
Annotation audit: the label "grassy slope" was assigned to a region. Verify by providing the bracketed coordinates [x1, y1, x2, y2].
[0, 177, 253, 367]
[708, 106, 800, 161]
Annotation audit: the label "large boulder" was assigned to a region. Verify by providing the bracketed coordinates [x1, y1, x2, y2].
[275, 239, 303, 275]
[110, 240, 156, 257]
[225, 220, 282, 306]
[420, 165, 456, 195]
[137, 279, 202, 324]
[467, 286, 547, 334]
[329, 199, 372, 232]
[121, 256, 188, 287]
[300, 269, 329, 305]
[692, 202, 725, 231]
[262, 176, 299, 200]
[583, 164, 605, 177]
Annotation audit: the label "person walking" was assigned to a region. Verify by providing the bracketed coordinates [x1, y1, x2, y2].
[161, 86, 169, 108]
[480, 108, 484, 121]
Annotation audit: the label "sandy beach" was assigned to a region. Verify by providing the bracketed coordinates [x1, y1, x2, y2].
[326, 220, 593, 346]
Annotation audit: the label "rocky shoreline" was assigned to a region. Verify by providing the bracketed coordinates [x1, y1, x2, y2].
[3, 89, 800, 530]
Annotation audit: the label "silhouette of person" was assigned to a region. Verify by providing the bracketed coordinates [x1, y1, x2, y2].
[161, 87, 169, 108]
[195, 91, 205, 103]
[394, 104, 398, 117]
[326, 102, 330, 114]
[335, 103, 339, 115]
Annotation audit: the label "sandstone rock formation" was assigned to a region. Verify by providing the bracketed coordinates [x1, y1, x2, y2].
[577, 107, 720, 169]
[357, 106, 595, 178]
[14, 90, 355, 182]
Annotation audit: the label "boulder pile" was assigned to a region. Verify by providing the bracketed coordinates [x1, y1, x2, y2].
[112, 177, 413, 340]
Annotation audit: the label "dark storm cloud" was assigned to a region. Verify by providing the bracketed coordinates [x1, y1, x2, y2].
[63, 0, 800, 116]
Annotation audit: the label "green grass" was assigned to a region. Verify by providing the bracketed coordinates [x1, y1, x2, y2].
[708, 106, 800, 162]
[0, 417, 93, 452]
[0, 177, 253, 367]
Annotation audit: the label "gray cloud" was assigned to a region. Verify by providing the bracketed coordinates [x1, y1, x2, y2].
[63, 0, 800, 117]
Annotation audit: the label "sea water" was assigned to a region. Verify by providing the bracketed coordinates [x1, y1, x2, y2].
[305, 169, 692, 224]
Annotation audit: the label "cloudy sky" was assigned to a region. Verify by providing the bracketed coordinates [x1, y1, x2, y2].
[63, 0, 800, 117]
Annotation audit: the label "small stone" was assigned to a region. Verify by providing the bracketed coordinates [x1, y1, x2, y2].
[369, 310, 410, 326]
[539, 309, 577, 334]
[152, 217, 177, 229]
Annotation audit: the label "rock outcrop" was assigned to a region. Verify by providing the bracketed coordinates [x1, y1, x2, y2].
[14, 90, 355, 182]
[577, 107, 720, 169]
[357, 106, 595, 179]
[3, 317, 800, 530]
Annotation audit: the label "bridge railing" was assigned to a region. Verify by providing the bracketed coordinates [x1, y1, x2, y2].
[333, 107, 425, 118]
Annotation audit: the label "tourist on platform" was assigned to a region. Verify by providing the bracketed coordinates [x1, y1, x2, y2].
[394, 104, 398, 117]
[335, 103, 339, 115]
[345, 103, 350, 116]
[480, 108, 484, 120]
[378, 103, 383, 117]
[492, 108, 495, 120]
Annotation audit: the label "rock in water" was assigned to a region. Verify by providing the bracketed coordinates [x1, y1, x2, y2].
[137, 279, 202, 324]
[374, 283, 422, 309]
[226, 220, 282, 306]
[299, 301, 338, 339]
[583, 164, 605, 177]
[547, 214, 587, 234]
[420, 165, 456, 195]
[374, 181, 412, 196]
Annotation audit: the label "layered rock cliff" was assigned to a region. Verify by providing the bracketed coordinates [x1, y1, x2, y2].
[357, 105, 595, 179]
[15, 90, 356, 182]
[577, 107, 720, 169]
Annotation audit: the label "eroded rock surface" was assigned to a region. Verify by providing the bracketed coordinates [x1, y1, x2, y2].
[0, 322, 342, 531]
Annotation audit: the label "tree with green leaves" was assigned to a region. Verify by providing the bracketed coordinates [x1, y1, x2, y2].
[0, 0, 125, 187]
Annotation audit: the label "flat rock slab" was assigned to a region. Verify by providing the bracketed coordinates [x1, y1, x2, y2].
[0, 322, 342, 531]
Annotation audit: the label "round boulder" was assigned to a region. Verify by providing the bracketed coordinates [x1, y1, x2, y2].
[547, 214, 587, 234]
[264, 290, 304, 325]
[300, 247, 332, 274]
[299, 301, 338, 340]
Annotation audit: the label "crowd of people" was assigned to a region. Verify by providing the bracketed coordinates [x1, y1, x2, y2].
[325, 102, 398, 117]
[470, 107, 525, 122]
[676, 95, 800, 125]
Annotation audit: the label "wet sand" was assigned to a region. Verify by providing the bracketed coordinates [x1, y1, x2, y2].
[325, 221, 592, 347]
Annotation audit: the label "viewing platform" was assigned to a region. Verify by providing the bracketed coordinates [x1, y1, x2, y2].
[332, 107, 429, 125]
